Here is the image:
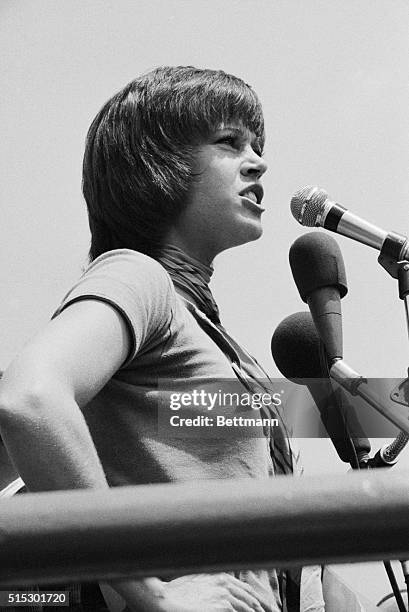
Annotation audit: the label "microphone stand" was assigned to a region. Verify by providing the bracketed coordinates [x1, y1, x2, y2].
[378, 246, 409, 342]
[401, 561, 409, 611]
[387, 259, 409, 611]
[398, 262, 409, 340]
[349, 430, 407, 612]
[336, 254, 409, 611]
[329, 371, 409, 611]
[320, 348, 407, 609]
[382, 562, 407, 612]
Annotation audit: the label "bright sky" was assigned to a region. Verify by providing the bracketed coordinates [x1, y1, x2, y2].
[1, 0, 409, 604]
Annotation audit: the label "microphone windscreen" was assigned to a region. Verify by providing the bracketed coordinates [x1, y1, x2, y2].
[271, 312, 371, 464]
[289, 232, 348, 302]
[271, 311, 322, 380]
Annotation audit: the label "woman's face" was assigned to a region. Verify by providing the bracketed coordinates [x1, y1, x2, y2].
[167, 124, 268, 263]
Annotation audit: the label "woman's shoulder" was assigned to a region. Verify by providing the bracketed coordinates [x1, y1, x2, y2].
[56, 248, 176, 327]
[77, 248, 176, 301]
[53, 249, 177, 363]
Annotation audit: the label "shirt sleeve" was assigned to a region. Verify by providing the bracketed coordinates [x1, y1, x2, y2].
[52, 249, 175, 366]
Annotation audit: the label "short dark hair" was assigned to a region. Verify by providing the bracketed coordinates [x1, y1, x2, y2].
[82, 66, 265, 260]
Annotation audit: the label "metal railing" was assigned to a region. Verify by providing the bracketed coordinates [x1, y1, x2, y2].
[0, 469, 408, 586]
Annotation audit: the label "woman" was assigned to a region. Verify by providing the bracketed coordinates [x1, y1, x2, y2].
[0, 66, 324, 611]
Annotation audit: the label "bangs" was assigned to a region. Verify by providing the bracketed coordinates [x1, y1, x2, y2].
[137, 67, 265, 151]
[179, 74, 265, 146]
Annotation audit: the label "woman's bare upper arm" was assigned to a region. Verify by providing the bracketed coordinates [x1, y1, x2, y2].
[2, 299, 131, 407]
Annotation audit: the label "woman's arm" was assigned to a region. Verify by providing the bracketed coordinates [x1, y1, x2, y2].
[0, 299, 130, 490]
[0, 299, 172, 610]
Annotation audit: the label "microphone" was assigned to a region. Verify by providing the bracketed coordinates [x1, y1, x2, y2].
[289, 232, 347, 361]
[290, 186, 409, 274]
[271, 311, 370, 467]
[271, 313, 409, 467]
[288, 231, 409, 437]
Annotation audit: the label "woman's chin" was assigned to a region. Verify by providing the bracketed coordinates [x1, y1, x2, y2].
[232, 221, 263, 248]
[242, 218, 264, 242]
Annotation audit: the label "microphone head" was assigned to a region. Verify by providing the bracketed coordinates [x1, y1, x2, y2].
[289, 232, 348, 302]
[271, 311, 322, 381]
[271, 312, 371, 465]
[290, 185, 329, 226]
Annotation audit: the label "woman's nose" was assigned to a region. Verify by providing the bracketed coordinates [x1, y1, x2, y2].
[241, 148, 268, 178]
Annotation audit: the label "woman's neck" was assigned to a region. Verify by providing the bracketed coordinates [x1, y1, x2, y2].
[156, 243, 220, 323]
[163, 227, 218, 267]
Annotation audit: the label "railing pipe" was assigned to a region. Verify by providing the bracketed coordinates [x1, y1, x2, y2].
[0, 470, 409, 585]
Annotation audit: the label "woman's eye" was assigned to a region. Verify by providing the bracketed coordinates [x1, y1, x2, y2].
[216, 135, 263, 156]
[217, 135, 240, 148]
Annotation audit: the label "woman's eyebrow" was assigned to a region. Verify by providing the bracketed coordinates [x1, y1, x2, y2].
[217, 126, 259, 143]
